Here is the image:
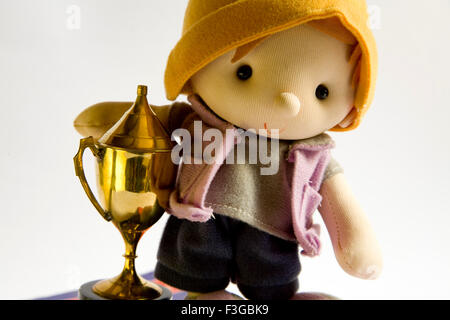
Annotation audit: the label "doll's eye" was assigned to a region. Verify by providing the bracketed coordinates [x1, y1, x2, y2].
[315, 84, 329, 100]
[236, 65, 253, 81]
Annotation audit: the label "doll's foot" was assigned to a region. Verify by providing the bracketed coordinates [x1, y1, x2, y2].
[185, 290, 244, 300]
[290, 292, 339, 300]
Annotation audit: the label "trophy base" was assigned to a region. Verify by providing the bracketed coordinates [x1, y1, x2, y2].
[78, 280, 172, 300]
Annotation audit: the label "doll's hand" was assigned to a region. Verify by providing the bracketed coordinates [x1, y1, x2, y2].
[168, 191, 214, 222]
[333, 225, 383, 280]
[319, 173, 383, 280]
[74, 102, 133, 140]
[74, 102, 172, 140]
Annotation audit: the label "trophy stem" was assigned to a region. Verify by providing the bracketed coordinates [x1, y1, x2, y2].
[122, 236, 139, 279]
[92, 230, 164, 300]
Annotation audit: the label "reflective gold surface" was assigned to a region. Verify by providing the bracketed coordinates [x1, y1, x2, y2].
[73, 85, 175, 300]
[98, 85, 173, 153]
[93, 147, 167, 300]
[95, 147, 165, 229]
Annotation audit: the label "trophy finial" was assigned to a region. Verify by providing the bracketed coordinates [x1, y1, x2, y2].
[137, 85, 148, 96]
[98, 85, 173, 153]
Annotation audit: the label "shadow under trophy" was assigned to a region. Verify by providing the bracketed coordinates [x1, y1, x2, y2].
[74, 85, 176, 300]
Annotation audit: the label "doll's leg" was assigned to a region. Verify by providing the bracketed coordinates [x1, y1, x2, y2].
[154, 215, 233, 294]
[233, 222, 301, 300]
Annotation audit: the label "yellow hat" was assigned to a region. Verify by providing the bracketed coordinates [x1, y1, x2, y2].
[165, 0, 377, 131]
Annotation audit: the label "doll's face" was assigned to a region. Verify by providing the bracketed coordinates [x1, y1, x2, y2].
[190, 24, 357, 140]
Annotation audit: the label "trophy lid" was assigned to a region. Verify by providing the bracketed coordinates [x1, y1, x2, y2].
[98, 85, 173, 153]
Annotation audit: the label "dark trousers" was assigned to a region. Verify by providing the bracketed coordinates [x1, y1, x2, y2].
[155, 214, 301, 300]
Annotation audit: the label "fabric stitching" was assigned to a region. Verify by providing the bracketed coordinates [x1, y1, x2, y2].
[174, 7, 345, 94]
[322, 183, 353, 271]
[204, 201, 296, 242]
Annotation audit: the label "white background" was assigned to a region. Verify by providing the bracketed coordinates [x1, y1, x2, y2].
[0, 0, 449, 300]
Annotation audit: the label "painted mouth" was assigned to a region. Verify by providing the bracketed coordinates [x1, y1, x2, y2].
[264, 123, 286, 137]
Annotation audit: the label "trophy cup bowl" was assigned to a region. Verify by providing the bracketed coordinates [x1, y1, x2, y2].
[74, 85, 176, 300]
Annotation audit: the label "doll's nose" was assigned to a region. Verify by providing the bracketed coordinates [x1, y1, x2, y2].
[275, 92, 301, 117]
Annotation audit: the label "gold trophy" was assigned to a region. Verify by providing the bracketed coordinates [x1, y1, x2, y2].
[74, 85, 175, 300]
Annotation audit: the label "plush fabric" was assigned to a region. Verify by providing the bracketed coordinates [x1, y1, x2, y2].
[164, 0, 377, 131]
[318, 173, 383, 279]
[155, 214, 300, 299]
[204, 133, 342, 247]
[168, 95, 341, 256]
[190, 23, 357, 140]
[73, 102, 133, 140]
[287, 139, 333, 256]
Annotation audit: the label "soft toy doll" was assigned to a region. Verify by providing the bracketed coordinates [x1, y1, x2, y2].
[74, 0, 382, 300]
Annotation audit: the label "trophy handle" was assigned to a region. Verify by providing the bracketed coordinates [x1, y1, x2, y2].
[74, 136, 112, 222]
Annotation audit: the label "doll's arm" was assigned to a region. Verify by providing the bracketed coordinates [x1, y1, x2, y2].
[319, 173, 383, 279]
[73, 102, 172, 139]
